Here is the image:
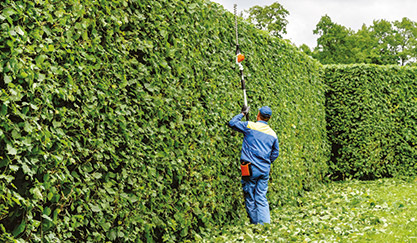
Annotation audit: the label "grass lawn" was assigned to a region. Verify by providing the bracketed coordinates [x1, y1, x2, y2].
[203, 178, 417, 242]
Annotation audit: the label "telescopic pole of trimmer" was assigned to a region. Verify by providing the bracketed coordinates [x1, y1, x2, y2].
[234, 4, 249, 121]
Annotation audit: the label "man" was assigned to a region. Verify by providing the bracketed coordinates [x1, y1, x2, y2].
[228, 106, 279, 224]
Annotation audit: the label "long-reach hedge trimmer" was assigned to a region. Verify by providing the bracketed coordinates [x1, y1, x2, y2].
[234, 4, 249, 120]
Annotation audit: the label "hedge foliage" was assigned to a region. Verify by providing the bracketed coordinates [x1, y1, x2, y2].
[0, 0, 328, 241]
[325, 64, 417, 180]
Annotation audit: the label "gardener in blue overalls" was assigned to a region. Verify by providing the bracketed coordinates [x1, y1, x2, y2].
[228, 106, 279, 224]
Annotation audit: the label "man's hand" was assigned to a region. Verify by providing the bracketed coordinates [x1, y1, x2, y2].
[241, 105, 250, 116]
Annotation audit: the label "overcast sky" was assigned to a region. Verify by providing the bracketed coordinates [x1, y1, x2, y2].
[210, 0, 417, 48]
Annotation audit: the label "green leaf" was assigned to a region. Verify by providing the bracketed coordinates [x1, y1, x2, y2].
[4, 74, 12, 84]
[92, 172, 102, 179]
[89, 204, 101, 212]
[43, 206, 52, 216]
[102, 222, 111, 231]
[189, 3, 197, 10]
[0, 174, 14, 183]
[53, 209, 59, 221]
[41, 214, 53, 223]
[0, 104, 7, 116]
[15, 26, 24, 36]
[2, 8, 16, 17]
[12, 221, 26, 237]
[47, 191, 53, 201]
[11, 129, 20, 139]
[32, 187, 43, 200]
[37, 73, 45, 81]
[6, 144, 17, 155]
[19, 71, 28, 78]
[35, 54, 47, 66]
[22, 163, 34, 176]
[48, 44, 55, 52]
[82, 31, 89, 41]
[54, 9, 65, 18]
[22, 137, 32, 147]
[9, 164, 19, 172]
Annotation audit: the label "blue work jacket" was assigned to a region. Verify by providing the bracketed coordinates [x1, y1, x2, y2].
[229, 113, 279, 174]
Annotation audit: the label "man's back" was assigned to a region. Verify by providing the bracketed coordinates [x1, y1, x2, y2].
[229, 114, 279, 173]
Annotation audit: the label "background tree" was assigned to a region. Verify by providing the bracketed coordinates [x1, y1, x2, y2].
[352, 24, 377, 64]
[305, 16, 417, 66]
[245, 2, 289, 38]
[392, 17, 417, 65]
[312, 15, 355, 64]
[369, 19, 398, 65]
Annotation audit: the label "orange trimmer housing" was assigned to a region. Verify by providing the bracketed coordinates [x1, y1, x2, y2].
[237, 53, 245, 63]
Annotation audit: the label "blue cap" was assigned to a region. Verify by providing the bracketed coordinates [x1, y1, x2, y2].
[259, 106, 272, 118]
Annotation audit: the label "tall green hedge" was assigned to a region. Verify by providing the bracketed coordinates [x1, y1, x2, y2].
[0, 0, 328, 241]
[325, 64, 417, 180]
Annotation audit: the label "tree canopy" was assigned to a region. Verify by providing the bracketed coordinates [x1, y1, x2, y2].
[245, 2, 289, 38]
[305, 16, 417, 66]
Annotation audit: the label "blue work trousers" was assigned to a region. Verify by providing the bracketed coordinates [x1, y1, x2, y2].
[241, 165, 270, 224]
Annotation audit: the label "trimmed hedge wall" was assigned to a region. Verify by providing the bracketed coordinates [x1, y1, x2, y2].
[325, 64, 417, 180]
[0, 0, 328, 241]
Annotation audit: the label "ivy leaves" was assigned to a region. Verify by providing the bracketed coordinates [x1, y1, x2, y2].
[0, 0, 328, 241]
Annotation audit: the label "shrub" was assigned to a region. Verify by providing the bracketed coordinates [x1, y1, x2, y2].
[0, 0, 328, 241]
[325, 64, 417, 180]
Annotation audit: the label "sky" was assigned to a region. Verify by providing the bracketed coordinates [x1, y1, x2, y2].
[210, 0, 417, 48]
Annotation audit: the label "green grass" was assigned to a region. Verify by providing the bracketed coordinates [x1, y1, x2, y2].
[202, 178, 417, 242]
